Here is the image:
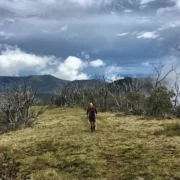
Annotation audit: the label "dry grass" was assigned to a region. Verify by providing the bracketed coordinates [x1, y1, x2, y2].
[0, 108, 180, 180]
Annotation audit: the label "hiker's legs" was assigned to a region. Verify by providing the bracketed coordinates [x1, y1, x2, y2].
[90, 121, 93, 132]
[89, 122, 95, 132]
[89, 115, 96, 132]
[92, 122, 95, 131]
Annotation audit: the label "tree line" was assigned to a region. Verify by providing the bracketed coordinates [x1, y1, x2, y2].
[52, 64, 180, 118]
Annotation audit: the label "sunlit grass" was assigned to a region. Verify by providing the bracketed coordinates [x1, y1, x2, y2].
[0, 107, 180, 179]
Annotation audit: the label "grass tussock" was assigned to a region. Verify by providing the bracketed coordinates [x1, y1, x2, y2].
[0, 107, 180, 179]
[154, 123, 180, 136]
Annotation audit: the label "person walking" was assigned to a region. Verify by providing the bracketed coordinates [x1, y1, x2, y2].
[86, 103, 97, 132]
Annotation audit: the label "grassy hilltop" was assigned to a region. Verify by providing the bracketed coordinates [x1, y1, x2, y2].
[0, 108, 180, 180]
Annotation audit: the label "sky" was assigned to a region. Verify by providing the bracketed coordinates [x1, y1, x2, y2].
[0, 0, 180, 81]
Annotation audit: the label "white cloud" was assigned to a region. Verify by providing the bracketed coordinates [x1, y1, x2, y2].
[140, 0, 155, 5]
[58, 25, 68, 32]
[139, 0, 155, 9]
[106, 74, 124, 81]
[52, 56, 88, 80]
[0, 31, 14, 39]
[81, 51, 90, 59]
[142, 62, 150, 67]
[0, 44, 160, 81]
[0, 45, 129, 81]
[124, 9, 132, 13]
[90, 59, 105, 67]
[138, 16, 150, 23]
[137, 31, 158, 39]
[0, 45, 56, 76]
[116, 32, 129, 37]
[158, 21, 180, 31]
[42, 30, 49, 33]
[42, 25, 68, 34]
[6, 19, 16, 23]
[0, 45, 89, 80]
[105, 65, 124, 81]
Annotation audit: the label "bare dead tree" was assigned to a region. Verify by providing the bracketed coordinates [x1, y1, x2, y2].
[171, 42, 180, 108]
[150, 63, 175, 89]
[95, 75, 109, 110]
[173, 43, 180, 52]
[0, 83, 46, 131]
[107, 77, 146, 113]
[171, 69, 180, 108]
[146, 63, 178, 117]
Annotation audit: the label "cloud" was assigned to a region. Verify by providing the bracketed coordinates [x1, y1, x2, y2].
[42, 25, 68, 34]
[158, 21, 180, 31]
[0, 31, 14, 39]
[42, 30, 49, 33]
[90, 59, 105, 67]
[157, 0, 180, 15]
[0, 0, 179, 80]
[0, 45, 89, 80]
[81, 51, 90, 59]
[0, 0, 115, 19]
[142, 62, 150, 67]
[0, 45, 57, 76]
[0, 44, 161, 80]
[0, 45, 116, 81]
[58, 25, 68, 32]
[104, 65, 124, 81]
[153, 55, 180, 93]
[51, 56, 88, 80]
[124, 9, 132, 13]
[116, 32, 129, 37]
[6, 19, 16, 23]
[137, 31, 159, 39]
[139, 0, 156, 9]
[140, 0, 156, 4]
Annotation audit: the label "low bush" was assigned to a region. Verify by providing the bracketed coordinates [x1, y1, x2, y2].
[0, 153, 21, 180]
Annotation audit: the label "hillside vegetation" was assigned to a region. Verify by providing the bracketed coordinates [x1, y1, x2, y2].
[0, 75, 102, 93]
[0, 108, 180, 180]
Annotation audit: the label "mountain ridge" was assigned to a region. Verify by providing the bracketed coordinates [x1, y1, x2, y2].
[0, 74, 154, 94]
[0, 74, 102, 93]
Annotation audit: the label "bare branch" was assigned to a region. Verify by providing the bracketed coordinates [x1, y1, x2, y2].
[151, 63, 175, 88]
[173, 43, 180, 52]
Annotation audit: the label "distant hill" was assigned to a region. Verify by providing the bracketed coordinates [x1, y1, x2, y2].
[0, 75, 154, 93]
[0, 75, 105, 93]
[0, 75, 155, 104]
[0, 75, 69, 93]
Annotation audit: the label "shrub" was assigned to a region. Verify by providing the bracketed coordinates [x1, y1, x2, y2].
[154, 123, 180, 136]
[132, 107, 145, 116]
[147, 86, 175, 117]
[174, 105, 180, 118]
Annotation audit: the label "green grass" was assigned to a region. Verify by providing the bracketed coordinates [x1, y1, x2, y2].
[154, 123, 180, 136]
[0, 108, 180, 180]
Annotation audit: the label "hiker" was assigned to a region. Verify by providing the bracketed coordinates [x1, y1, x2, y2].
[86, 103, 97, 132]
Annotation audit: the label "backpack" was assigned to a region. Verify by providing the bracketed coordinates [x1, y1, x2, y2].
[88, 107, 96, 116]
